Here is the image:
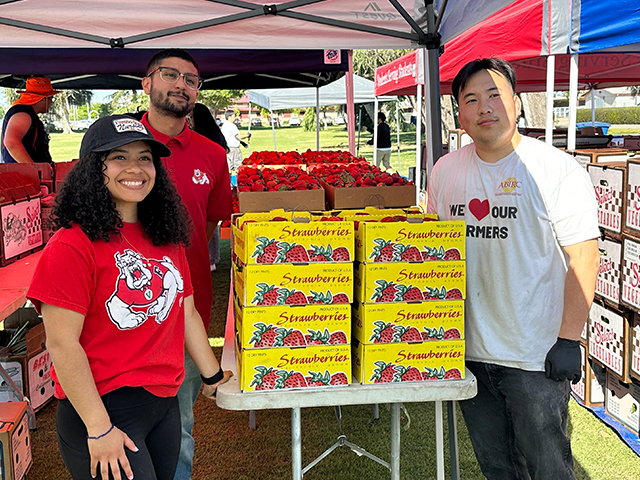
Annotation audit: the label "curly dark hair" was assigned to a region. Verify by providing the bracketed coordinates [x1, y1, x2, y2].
[53, 148, 191, 246]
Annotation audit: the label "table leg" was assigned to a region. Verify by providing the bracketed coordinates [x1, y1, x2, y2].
[435, 400, 444, 480]
[447, 401, 460, 480]
[390, 403, 400, 480]
[292, 407, 302, 480]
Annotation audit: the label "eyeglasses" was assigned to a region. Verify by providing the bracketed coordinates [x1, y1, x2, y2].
[147, 66, 202, 90]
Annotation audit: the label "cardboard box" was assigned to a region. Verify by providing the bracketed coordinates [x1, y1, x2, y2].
[575, 149, 630, 167]
[0, 324, 55, 411]
[621, 236, 640, 312]
[624, 136, 640, 151]
[354, 261, 465, 303]
[235, 300, 351, 349]
[588, 301, 631, 381]
[0, 401, 32, 480]
[596, 236, 622, 306]
[587, 162, 626, 237]
[236, 341, 351, 391]
[352, 300, 464, 344]
[354, 219, 465, 263]
[234, 262, 353, 307]
[238, 188, 324, 213]
[233, 217, 354, 265]
[40, 194, 57, 245]
[448, 129, 472, 152]
[630, 314, 640, 381]
[605, 371, 640, 434]
[320, 180, 416, 210]
[571, 343, 606, 407]
[53, 160, 78, 193]
[624, 159, 640, 237]
[352, 339, 465, 384]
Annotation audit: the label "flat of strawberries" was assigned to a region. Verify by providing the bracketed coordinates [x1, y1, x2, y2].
[237, 166, 321, 192]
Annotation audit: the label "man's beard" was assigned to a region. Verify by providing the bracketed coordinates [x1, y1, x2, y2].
[150, 89, 193, 118]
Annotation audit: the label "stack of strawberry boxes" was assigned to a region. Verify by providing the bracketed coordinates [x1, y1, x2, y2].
[232, 210, 354, 391]
[350, 213, 467, 384]
[583, 158, 640, 435]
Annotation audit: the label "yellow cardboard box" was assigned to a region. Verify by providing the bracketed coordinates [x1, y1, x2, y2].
[354, 261, 465, 303]
[235, 300, 351, 348]
[235, 262, 353, 307]
[237, 342, 351, 391]
[352, 339, 465, 384]
[355, 220, 465, 263]
[352, 300, 464, 344]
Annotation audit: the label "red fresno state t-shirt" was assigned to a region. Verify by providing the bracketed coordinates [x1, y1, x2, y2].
[27, 222, 194, 399]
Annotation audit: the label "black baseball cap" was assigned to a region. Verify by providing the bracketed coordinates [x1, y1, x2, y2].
[79, 115, 171, 158]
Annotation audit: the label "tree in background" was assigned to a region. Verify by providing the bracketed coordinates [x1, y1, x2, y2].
[198, 89, 244, 117]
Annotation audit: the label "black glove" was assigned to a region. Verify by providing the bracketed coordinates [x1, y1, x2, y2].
[240, 140, 248, 148]
[544, 337, 581, 384]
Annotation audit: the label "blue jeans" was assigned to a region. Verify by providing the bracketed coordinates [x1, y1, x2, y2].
[173, 353, 202, 480]
[460, 361, 574, 480]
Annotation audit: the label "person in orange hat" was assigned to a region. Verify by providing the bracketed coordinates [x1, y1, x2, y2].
[1, 76, 60, 163]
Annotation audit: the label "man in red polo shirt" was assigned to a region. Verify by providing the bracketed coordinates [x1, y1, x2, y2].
[140, 48, 232, 480]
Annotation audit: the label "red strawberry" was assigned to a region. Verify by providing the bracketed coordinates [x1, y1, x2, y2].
[275, 327, 307, 347]
[371, 280, 399, 303]
[444, 368, 462, 380]
[422, 286, 445, 300]
[330, 372, 349, 385]
[307, 245, 332, 262]
[279, 288, 308, 305]
[250, 366, 279, 390]
[370, 361, 398, 383]
[330, 292, 350, 304]
[306, 370, 331, 387]
[370, 239, 397, 262]
[305, 329, 330, 345]
[396, 365, 423, 382]
[252, 283, 280, 305]
[249, 323, 278, 347]
[443, 328, 462, 339]
[394, 325, 422, 343]
[277, 242, 310, 263]
[444, 288, 463, 300]
[443, 248, 461, 260]
[278, 370, 308, 389]
[421, 370, 435, 380]
[251, 237, 281, 264]
[328, 331, 348, 344]
[396, 285, 424, 302]
[370, 321, 397, 343]
[331, 246, 351, 262]
[397, 244, 423, 262]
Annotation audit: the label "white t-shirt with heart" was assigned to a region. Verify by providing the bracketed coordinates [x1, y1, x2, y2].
[427, 135, 599, 371]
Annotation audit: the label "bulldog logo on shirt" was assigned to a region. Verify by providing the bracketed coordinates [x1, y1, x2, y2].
[105, 249, 184, 330]
[192, 169, 210, 185]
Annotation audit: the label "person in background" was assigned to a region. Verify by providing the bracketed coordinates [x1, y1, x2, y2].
[1, 76, 59, 163]
[367, 111, 392, 171]
[139, 48, 233, 480]
[187, 103, 229, 273]
[27, 115, 230, 480]
[220, 109, 250, 172]
[427, 58, 600, 480]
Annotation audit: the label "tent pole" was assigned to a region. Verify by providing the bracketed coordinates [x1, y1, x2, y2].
[270, 109, 277, 151]
[248, 102, 253, 155]
[591, 90, 596, 125]
[545, 55, 555, 146]
[316, 88, 320, 151]
[373, 98, 379, 167]
[396, 101, 401, 173]
[357, 108, 362, 156]
[568, 55, 579, 151]
[346, 50, 356, 154]
[415, 84, 422, 206]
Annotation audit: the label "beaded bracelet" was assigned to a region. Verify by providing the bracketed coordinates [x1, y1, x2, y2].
[87, 423, 115, 440]
[201, 367, 224, 385]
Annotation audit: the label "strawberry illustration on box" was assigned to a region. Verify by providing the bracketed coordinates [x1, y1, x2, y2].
[234, 301, 351, 349]
[237, 343, 351, 391]
[352, 339, 465, 384]
[234, 262, 353, 307]
[354, 261, 465, 303]
[352, 300, 464, 344]
[355, 219, 465, 263]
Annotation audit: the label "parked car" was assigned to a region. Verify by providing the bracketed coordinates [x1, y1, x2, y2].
[251, 117, 263, 127]
[268, 115, 280, 127]
[288, 116, 301, 126]
[335, 114, 345, 125]
[323, 116, 334, 126]
[234, 117, 242, 126]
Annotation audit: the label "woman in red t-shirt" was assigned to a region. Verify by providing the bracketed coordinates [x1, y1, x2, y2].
[28, 115, 230, 480]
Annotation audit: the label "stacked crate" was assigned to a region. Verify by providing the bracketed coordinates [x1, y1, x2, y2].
[350, 214, 466, 384]
[231, 210, 353, 391]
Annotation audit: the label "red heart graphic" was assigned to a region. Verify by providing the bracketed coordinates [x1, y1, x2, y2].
[469, 198, 490, 220]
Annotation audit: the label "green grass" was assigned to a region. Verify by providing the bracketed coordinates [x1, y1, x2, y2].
[608, 127, 640, 135]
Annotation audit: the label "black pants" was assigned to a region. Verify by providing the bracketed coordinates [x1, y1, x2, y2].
[56, 387, 181, 480]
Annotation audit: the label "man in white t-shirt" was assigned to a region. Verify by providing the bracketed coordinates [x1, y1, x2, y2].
[427, 58, 600, 480]
[220, 110, 249, 172]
